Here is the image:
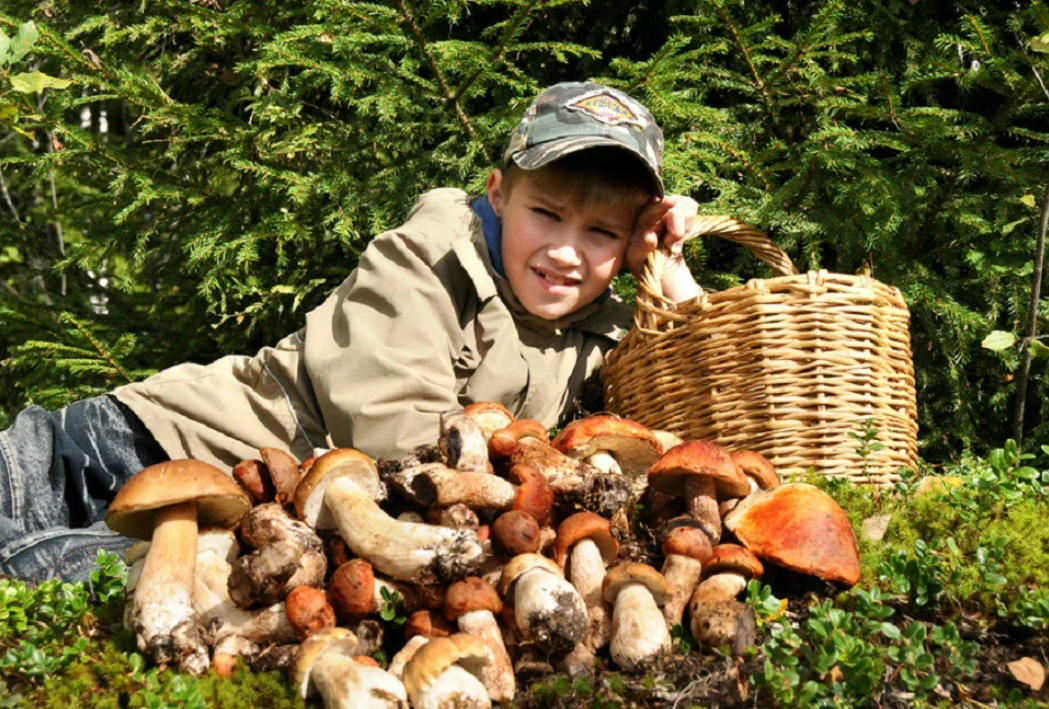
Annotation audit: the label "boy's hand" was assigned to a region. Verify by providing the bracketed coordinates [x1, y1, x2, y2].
[626, 195, 702, 303]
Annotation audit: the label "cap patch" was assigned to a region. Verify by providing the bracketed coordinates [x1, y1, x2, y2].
[565, 91, 643, 128]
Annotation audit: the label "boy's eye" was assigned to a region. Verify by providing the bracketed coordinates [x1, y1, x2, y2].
[591, 227, 619, 239]
[532, 207, 560, 221]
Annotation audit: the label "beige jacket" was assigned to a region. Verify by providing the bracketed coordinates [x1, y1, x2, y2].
[111, 188, 633, 469]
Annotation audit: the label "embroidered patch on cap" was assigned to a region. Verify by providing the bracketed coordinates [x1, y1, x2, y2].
[565, 90, 644, 128]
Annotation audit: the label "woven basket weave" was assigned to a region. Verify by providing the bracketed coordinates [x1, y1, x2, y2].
[602, 215, 918, 486]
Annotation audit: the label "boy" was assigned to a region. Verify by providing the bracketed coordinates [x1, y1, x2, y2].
[0, 81, 701, 582]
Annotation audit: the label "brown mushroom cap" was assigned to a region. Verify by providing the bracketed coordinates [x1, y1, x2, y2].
[730, 450, 780, 491]
[551, 415, 663, 477]
[648, 441, 751, 499]
[327, 559, 376, 622]
[291, 626, 359, 698]
[464, 401, 515, 440]
[492, 511, 541, 556]
[405, 610, 455, 640]
[702, 544, 764, 580]
[444, 577, 503, 621]
[723, 483, 861, 587]
[497, 553, 562, 597]
[403, 634, 492, 699]
[554, 512, 619, 568]
[490, 419, 549, 458]
[509, 466, 554, 525]
[106, 459, 251, 539]
[601, 562, 672, 606]
[662, 527, 713, 563]
[285, 585, 336, 641]
[293, 448, 379, 528]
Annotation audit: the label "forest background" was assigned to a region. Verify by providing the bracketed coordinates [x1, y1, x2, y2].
[1, 0, 1048, 467]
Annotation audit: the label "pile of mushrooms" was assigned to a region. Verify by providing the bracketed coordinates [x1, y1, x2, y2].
[107, 405, 861, 707]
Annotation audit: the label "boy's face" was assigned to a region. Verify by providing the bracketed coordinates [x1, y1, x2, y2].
[486, 169, 637, 321]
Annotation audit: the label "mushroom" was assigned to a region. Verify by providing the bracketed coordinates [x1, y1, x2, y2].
[387, 610, 455, 680]
[660, 526, 713, 628]
[427, 503, 480, 530]
[191, 527, 298, 676]
[498, 553, 587, 653]
[403, 634, 493, 709]
[387, 463, 516, 511]
[602, 563, 672, 672]
[688, 544, 762, 654]
[233, 459, 277, 505]
[444, 577, 515, 702]
[719, 449, 781, 516]
[491, 510, 541, 556]
[295, 449, 484, 584]
[106, 459, 251, 674]
[122, 540, 151, 630]
[510, 439, 630, 518]
[551, 415, 663, 495]
[489, 419, 549, 458]
[652, 430, 684, 451]
[438, 409, 490, 474]
[292, 627, 408, 709]
[327, 559, 441, 624]
[285, 585, 336, 641]
[554, 513, 619, 654]
[463, 401, 515, 441]
[647, 440, 751, 545]
[228, 502, 327, 607]
[722, 482, 861, 587]
[261, 447, 304, 506]
[506, 464, 554, 525]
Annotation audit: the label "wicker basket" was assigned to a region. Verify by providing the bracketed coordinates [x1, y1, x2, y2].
[602, 215, 918, 486]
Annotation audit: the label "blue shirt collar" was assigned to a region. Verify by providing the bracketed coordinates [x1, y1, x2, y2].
[470, 195, 610, 302]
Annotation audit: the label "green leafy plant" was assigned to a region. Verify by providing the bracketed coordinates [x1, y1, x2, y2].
[379, 586, 407, 627]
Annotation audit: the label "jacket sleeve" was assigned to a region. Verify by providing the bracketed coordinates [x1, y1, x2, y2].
[302, 228, 467, 461]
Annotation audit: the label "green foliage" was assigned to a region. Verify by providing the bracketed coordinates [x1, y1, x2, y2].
[378, 585, 407, 626]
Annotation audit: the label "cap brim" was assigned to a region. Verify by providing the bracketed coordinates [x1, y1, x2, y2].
[510, 137, 665, 198]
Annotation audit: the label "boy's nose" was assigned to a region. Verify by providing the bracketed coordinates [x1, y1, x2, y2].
[547, 241, 582, 268]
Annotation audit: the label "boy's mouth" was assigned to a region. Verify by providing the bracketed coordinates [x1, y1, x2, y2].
[532, 267, 581, 287]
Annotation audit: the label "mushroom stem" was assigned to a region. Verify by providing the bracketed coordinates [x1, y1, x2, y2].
[609, 582, 671, 672]
[661, 554, 703, 628]
[568, 539, 611, 651]
[313, 651, 409, 709]
[132, 501, 209, 675]
[325, 477, 484, 584]
[585, 451, 621, 476]
[684, 475, 720, 544]
[412, 665, 490, 709]
[388, 635, 430, 680]
[513, 567, 587, 652]
[457, 610, 515, 702]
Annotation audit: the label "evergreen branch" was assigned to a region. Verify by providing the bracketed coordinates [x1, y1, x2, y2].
[454, 0, 543, 101]
[393, 0, 491, 163]
[709, 0, 775, 118]
[58, 313, 133, 384]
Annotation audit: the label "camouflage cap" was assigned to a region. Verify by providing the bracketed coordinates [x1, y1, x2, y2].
[502, 81, 665, 197]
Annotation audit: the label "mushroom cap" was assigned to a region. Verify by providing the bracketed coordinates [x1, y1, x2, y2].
[652, 429, 684, 451]
[723, 483, 861, 587]
[293, 448, 379, 529]
[285, 585, 336, 641]
[328, 559, 376, 622]
[701, 544, 764, 580]
[291, 626, 359, 698]
[403, 634, 492, 700]
[551, 415, 663, 477]
[492, 510, 541, 556]
[554, 512, 618, 568]
[406, 609, 455, 640]
[497, 553, 562, 597]
[602, 562, 672, 606]
[490, 419, 549, 457]
[662, 527, 713, 563]
[729, 450, 780, 490]
[510, 470, 554, 525]
[444, 577, 503, 621]
[106, 459, 251, 539]
[648, 441, 751, 499]
[464, 401, 515, 439]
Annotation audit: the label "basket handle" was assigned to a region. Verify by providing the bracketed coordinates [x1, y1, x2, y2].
[634, 215, 799, 332]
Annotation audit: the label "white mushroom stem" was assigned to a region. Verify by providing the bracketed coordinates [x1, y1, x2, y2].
[514, 567, 588, 652]
[410, 665, 491, 709]
[567, 539, 611, 651]
[609, 582, 671, 672]
[387, 635, 430, 680]
[585, 451, 621, 476]
[693, 572, 748, 604]
[439, 411, 490, 474]
[123, 546, 149, 631]
[391, 465, 515, 510]
[324, 476, 484, 584]
[313, 651, 409, 709]
[684, 476, 720, 544]
[131, 501, 209, 675]
[456, 610, 515, 702]
[661, 554, 704, 628]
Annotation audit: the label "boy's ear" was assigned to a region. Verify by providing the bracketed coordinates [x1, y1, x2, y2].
[485, 169, 505, 217]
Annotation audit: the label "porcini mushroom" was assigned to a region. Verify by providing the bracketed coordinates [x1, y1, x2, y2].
[647, 441, 750, 545]
[388, 463, 516, 511]
[602, 562, 672, 671]
[551, 415, 663, 495]
[489, 419, 549, 458]
[554, 513, 619, 653]
[492, 510, 541, 556]
[106, 459, 251, 674]
[285, 585, 336, 641]
[498, 553, 587, 653]
[720, 450, 781, 517]
[688, 544, 762, 654]
[295, 449, 484, 584]
[403, 634, 493, 709]
[723, 482, 861, 587]
[387, 610, 455, 680]
[292, 627, 408, 708]
[444, 577, 515, 702]
[327, 559, 439, 623]
[438, 409, 490, 474]
[463, 402, 515, 441]
[660, 526, 713, 628]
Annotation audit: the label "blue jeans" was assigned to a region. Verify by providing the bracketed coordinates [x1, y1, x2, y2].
[0, 394, 168, 583]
